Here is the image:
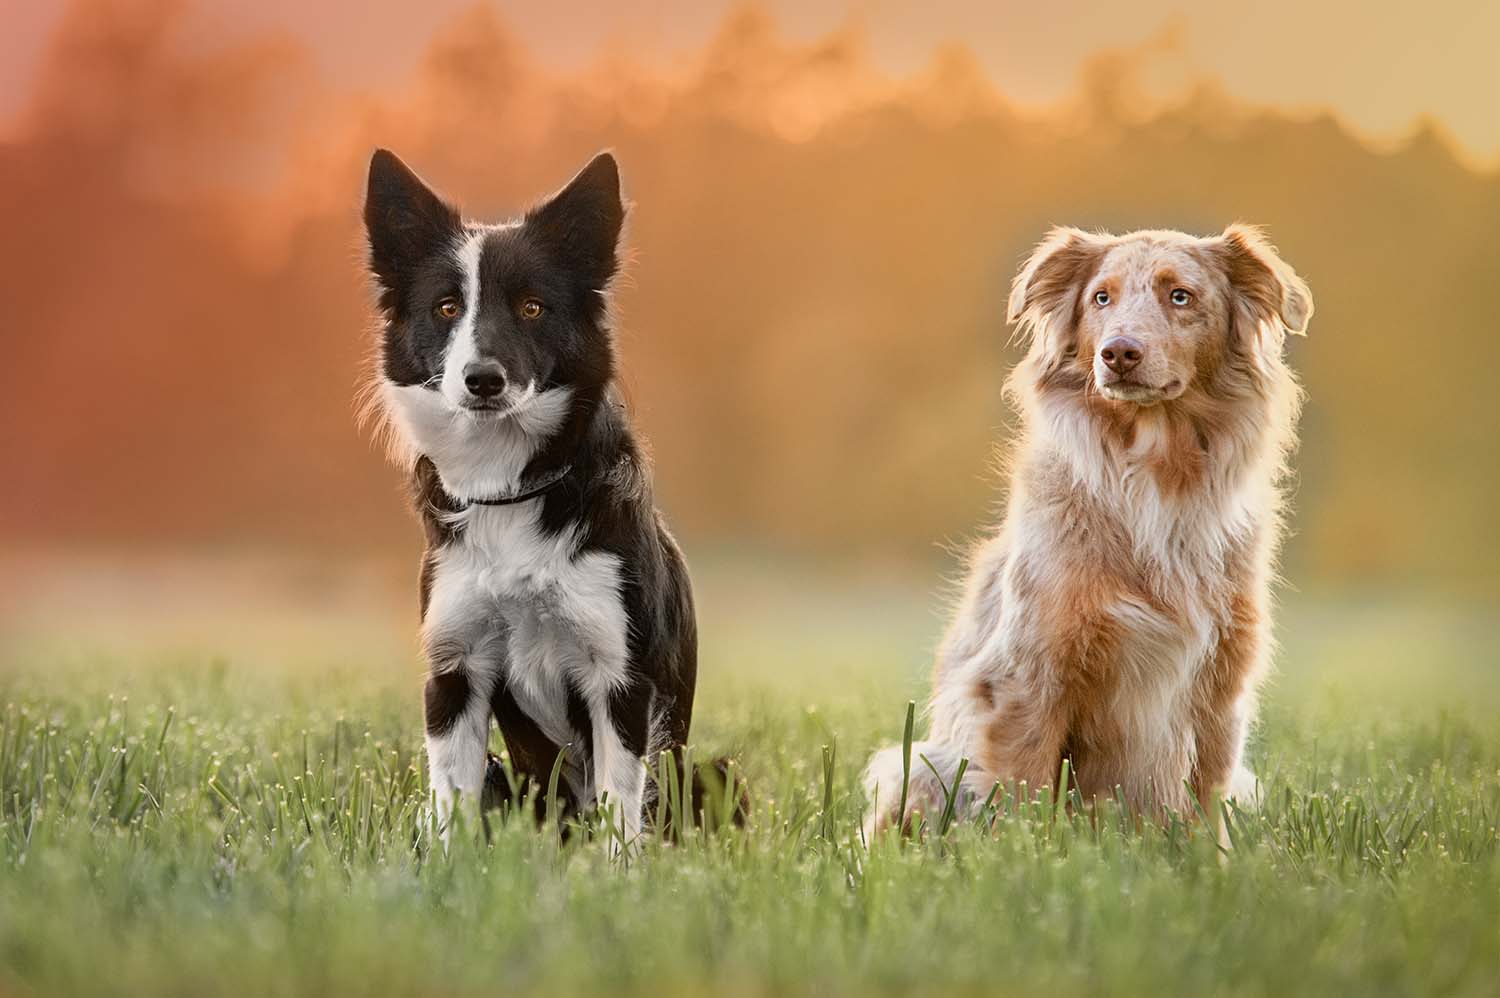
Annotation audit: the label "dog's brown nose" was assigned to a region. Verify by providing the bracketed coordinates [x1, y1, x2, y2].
[1099, 336, 1143, 375]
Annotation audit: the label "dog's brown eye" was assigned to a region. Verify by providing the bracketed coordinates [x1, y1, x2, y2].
[520, 298, 545, 320]
[1063, 342, 1078, 357]
[1093, 290, 1111, 306]
[435, 297, 461, 320]
[1170, 288, 1192, 306]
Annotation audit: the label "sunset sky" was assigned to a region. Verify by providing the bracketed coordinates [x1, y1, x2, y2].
[3, 0, 1497, 593]
[5, 1, 1498, 165]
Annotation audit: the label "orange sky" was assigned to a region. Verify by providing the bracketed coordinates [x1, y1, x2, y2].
[4, 1, 1497, 166]
[3, 0, 1496, 591]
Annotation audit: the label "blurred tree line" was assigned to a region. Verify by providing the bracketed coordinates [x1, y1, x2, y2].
[2, 1, 1495, 595]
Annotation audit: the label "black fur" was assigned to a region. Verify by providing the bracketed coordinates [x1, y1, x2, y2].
[423, 670, 470, 736]
[364, 150, 464, 388]
[366, 149, 721, 828]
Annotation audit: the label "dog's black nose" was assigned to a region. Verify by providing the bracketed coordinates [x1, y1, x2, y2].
[463, 360, 506, 399]
[1099, 336, 1144, 375]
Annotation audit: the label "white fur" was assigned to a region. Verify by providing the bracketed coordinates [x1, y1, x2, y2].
[438, 231, 487, 408]
[865, 227, 1308, 836]
[387, 225, 643, 849]
[422, 502, 639, 840]
[864, 740, 983, 837]
[383, 381, 574, 498]
[380, 221, 573, 500]
[425, 698, 493, 842]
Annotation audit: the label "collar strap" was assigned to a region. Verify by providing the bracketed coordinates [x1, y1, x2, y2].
[461, 464, 573, 507]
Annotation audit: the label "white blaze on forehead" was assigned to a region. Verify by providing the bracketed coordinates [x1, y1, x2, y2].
[439, 229, 488, 405]
[377, 220, 572, 500]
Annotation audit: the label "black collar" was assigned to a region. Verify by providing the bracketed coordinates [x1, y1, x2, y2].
[460, 464, 573, 508]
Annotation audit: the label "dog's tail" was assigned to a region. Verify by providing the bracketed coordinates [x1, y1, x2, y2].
[863, 739, 981, 839]
[690, 756, 751, 829]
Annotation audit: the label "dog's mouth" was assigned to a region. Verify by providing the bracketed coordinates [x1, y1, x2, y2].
[460, 401, 508, 418]
[1097, 378, 1184, 404]
[459, 400, 522, 422]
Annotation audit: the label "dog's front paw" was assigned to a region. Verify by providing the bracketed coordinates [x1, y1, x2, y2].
[428, 788, 485, 852]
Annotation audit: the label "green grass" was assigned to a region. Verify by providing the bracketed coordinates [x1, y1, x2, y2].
[0, 575, 1497, 997]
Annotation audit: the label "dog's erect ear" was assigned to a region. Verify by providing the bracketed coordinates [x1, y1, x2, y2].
[1007, 227, 1109, 334]
[526, 152, 625, 293]
[364, 149, 461, 298]
[1214, 224, 1313, 336]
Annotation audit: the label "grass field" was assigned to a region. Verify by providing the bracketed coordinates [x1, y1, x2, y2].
[0, 559, 1496, 997]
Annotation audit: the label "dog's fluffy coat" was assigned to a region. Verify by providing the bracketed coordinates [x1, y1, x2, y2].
[364, 150, 698, 846]
[865, 225, 1312, 831]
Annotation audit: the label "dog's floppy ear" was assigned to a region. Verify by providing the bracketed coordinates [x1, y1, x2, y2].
[364, 149, 462, 300]
[1214, 224, 1313, 336]
[526, 151, 626, 293]
[1007, 227, 1109, 338]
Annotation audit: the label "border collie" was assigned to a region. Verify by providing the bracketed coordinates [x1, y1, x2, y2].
[363, 149, 700, 848]
[864, 225, 1312, 833]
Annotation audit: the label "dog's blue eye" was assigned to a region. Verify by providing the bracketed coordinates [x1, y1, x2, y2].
[1170, 288, 1192, 306]
[1093, 290, 1110, 306]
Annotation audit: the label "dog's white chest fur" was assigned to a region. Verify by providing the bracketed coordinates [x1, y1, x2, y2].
[423, 502, 630, 762]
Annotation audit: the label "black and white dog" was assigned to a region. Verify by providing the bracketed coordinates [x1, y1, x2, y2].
[363, 149, 699, 847]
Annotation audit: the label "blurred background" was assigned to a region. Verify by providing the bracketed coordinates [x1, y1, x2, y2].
[1, 0, 1496, 710]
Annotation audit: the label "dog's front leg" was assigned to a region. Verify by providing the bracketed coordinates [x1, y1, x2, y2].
[424, 664, 494, 843]
[423, 555, 516, 846]
[421, 576, 505, 847]
[589, 686, 649, 856]
[1190, 596, 1268, 812]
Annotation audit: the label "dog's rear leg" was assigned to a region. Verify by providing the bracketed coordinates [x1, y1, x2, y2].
[863, 740, 981, 839]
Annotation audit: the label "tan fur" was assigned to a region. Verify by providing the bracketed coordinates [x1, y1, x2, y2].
[864, 225, 1311, 832]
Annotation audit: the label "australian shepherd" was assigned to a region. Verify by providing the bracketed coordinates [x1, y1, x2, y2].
[363, 150, 706, 847]
[865, 225, 1313, 831]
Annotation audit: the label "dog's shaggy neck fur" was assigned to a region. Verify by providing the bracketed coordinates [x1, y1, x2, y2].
[865, 226, 1312, 833]
[1010, 314, 1303, 595]
[363, 149, 701, 851]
